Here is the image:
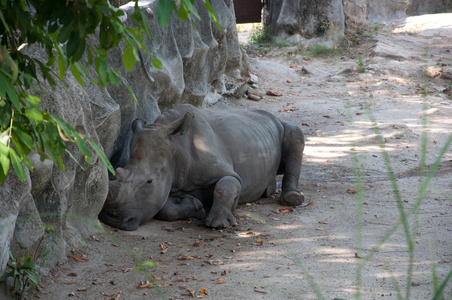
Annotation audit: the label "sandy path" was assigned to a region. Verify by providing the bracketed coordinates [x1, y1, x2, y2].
[34, 14, 452, 300]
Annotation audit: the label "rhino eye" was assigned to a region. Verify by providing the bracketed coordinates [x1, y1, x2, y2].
[147, 179, 153, 184]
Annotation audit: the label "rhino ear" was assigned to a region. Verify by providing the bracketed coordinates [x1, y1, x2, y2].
[132, 118, 147, 133]
[166, 112, 194, 136]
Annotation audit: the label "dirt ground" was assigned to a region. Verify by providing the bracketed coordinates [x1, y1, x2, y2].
[34, 14, 452, 300]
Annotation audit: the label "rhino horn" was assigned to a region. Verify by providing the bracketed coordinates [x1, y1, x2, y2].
[115, 167, 133, 182]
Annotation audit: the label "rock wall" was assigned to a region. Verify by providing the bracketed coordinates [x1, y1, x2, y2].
[266, 0, 452, 43]
[0, 0, 247, 289]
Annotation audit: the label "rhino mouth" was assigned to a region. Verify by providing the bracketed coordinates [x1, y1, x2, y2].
[98, 207, 141, 231]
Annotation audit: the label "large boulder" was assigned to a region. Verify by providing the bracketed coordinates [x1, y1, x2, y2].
[0, 0, 248, 287]
[266, 0, 345, 46]
[266, 0, 452, 43]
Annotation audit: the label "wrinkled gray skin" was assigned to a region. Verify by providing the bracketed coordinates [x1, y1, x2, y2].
[99, 104, 305, 230]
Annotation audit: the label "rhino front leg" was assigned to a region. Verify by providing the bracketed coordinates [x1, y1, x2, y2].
[280, 122, 305, 206]
[205, 176, 241, 228]
[154, 195, 205, 221]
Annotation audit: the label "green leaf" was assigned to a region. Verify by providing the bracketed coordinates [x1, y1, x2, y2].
[157, 0, 175, 28]
[0, 101, 12, 128]
[203, 0, 221, 31]
[67, 31, 81, 59]
[0, 143, 11, 181]
[57, 55, 66, 79]
[57, 19, 74, 43]
[0, 130, 9, 146]
[23, 269, 39, 286]
[74, 133, 93, 164]
[123, 40, 138, 72]
[86, 137, 114, 175]
[0, 10, 10, 34]
[95, 57, 108, 87]
[151, 56, 163, 69]
[0, 72, 20, 111]
[106, 68, 119, 86]
[125, 81, 138, 104]
[9, 148, 26, 182]
[13, 128, 34, 151]
[133, 1, 153, 40]
[70, 62, 84, 86]
[25, 95, 43, 123]
[71, 38, 86, 62]
[180, 0, 200, 21]
[178, 2, 189, 21]
[14, 276, 21, 291]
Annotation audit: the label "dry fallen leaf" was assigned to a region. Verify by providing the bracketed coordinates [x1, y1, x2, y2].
[305, 201, 314, 207]
[181, 289, 195, 297]
[318, 221, 328, 224]
[257, 238, 263, 244]
[192, 240, 203, 247]
[323, 115, 333, 119]
[266, 90, 283, 96]
[216, 280, 226, 284]
[178, 255, 193, 260]
[136, 280, 158, 289]
[316, 227, 329, 231]
[205, 260, 224, 266]
[346, 189, 358, 194]
[67, 273, 78, 277]
[77, 287, 88, 291]
[254, 288, 267, 294]
[155, 262, 169, 268]
[276, 207, 295, 214]
[67, 255, 88, 262]
[374, 263, 384, 267]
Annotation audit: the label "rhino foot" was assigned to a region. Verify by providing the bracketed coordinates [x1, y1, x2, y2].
[187, 196, 206, 220]
[281, 190, 305, 206]
[205, 211, 237, 229]
[155, 195, 205, 221]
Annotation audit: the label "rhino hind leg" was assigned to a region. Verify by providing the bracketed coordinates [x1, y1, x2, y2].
[280, 122, 305, 206]
[262, 180, 276, 198]
[154, 195, 205, 221]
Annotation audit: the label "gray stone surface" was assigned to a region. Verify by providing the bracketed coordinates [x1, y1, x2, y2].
[267, 0, 345, 46]
[266, 0, 451, 43]
[0, 0, 247, 289]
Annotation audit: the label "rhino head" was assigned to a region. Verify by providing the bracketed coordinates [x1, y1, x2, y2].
[99, 112, 194, 230]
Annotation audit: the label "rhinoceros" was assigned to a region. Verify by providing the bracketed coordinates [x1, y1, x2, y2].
[99, 103, 305, 230]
